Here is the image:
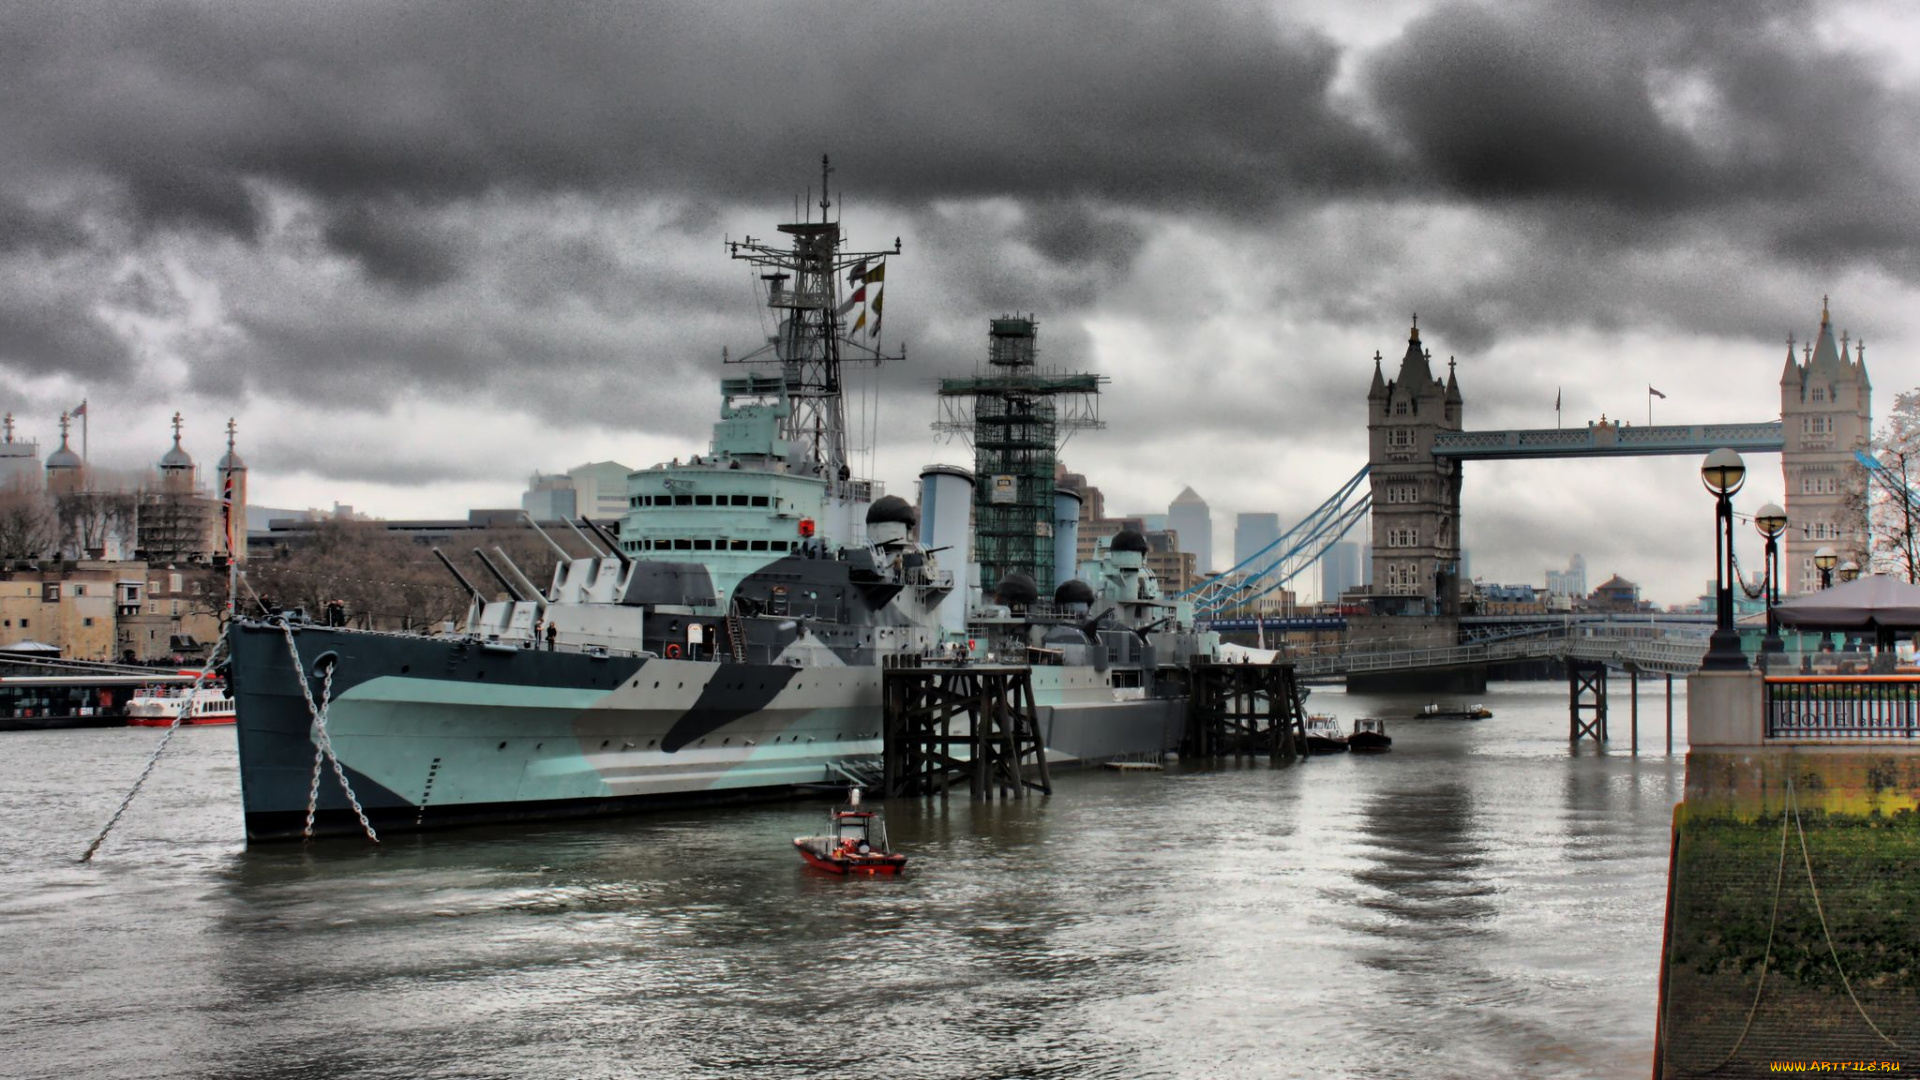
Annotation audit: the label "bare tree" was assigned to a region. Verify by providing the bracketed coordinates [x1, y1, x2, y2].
[55, 489, 136, 559]
[1858, 389, 1920, 582]
[0, 483, 57, 560]
[245, 521, 570, 630]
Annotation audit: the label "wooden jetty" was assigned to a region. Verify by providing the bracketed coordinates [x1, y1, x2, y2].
[882, 664, 1051, 799]
[1185, 661, 1309, 761]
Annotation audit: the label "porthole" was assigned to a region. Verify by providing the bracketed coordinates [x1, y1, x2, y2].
[647, 739, 657, 748]
[400, 664, 411, 674]
[497, 741, 507, 750]
[601, 740, 610, 749]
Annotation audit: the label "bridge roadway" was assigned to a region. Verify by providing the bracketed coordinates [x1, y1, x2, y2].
[1280, 621, 1712, 680]
[1429, 420, 1783, 460]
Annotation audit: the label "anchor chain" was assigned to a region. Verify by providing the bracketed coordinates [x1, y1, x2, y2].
[279, 623, 379, 844]
[80, 629, 231, 863]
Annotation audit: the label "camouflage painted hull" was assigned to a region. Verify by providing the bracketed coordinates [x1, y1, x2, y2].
[229, 622, 1186, 841]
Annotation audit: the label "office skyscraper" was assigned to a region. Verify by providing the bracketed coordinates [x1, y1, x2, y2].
[1321, 540, 1362, 605]
[1168, 487, 1213, 574]
[1234, 512, 1281, 570]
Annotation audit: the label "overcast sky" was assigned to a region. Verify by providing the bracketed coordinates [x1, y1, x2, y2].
[2, 0, 1917, 605]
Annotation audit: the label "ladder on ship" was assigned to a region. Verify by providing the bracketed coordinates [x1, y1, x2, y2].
[724, 607, 748, 663]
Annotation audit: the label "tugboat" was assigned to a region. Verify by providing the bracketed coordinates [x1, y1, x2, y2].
[1349, 717, 1392, 752]
[1304, 714, 1349, 753]
[1415, 702, 1491, 720]
[793, 788, 906, 876]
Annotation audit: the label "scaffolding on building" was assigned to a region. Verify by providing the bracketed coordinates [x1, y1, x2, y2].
[935, 316, 1104, 595]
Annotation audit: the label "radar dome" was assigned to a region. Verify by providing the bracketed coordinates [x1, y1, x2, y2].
[1053, 579, 1095, 607]
[1111, 529, 1149, 555]
[865, 495, 918, 528]
[994, 571, 1038, 608]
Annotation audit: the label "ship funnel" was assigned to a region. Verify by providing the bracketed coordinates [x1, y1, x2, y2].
[1053, 487, 1082, 592]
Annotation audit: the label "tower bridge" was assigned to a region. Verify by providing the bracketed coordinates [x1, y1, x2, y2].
[1187, 301, 1872, 689]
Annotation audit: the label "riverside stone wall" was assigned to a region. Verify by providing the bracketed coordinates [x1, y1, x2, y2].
[1658, 751, 1920, 1077]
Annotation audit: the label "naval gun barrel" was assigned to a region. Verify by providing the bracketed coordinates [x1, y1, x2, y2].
[520, 511, 573, 561]
[471, 547, 530, 603]
[581, 517, 631, 571]
[492, 546, 547, 607]
[431, 547, 482, 602]
[563, 517, 607, 558]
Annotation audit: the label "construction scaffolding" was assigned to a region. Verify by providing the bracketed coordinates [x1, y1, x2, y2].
[935, 317, 1103, 595]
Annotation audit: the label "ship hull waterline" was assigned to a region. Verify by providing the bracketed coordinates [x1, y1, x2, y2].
[230, 623, 1186, 842]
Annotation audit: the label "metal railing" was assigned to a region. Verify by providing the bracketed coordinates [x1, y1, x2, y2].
[1764, 675, 1920, 739]
[1287, 627, 1710, 678]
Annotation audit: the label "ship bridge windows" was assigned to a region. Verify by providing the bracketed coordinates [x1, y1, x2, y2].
[633, 538, 792, 553]
[632, 493, 773, 508]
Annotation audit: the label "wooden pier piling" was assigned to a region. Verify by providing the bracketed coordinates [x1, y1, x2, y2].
[882, 665, 1051, 799]
[1569, 658, 1608, 744]
[1186, 661, 1309, 761]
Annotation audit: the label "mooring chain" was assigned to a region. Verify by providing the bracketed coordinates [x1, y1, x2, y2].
[79, 629, 231, 863]
[302, 662, 336, 839]
[1788, 775, 1910, 1053]
[1710, 773, 1911, 1071]
[278, 624, 379, 844]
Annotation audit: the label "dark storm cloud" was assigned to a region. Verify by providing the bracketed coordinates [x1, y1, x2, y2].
[0, 199, 90, 256]
[0, 291, 125, 379]
[320, 201, 464, 290]
[1366, 3, 1708, 206]
[1361, 0, 1920, 269]
[1, 1, 1380, 222]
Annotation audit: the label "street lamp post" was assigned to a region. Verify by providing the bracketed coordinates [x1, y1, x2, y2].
[1815, 546, 1838, 590]
[1814, 546, 1839, 653]
[1754, 503, 1788, 656]
[1701, 448, 1748, 671]
[1838, 560, 1861, 583]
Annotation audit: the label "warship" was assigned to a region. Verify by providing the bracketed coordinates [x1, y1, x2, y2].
[227, 161, 1214, 841]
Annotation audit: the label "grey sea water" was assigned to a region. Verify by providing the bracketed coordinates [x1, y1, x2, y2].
[0, 679, 1686, 1079]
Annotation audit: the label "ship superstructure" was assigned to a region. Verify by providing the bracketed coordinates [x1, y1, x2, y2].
[225, 165, 1209, 842]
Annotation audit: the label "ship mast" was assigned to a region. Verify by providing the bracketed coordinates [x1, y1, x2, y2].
[726, 155, 901, 491]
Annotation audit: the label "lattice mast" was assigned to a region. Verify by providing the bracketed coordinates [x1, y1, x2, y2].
[726, 155, 902, 491]
[936, 316, 1104, 595]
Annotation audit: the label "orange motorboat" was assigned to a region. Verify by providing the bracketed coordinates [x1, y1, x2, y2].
[793, 788, 906, 876]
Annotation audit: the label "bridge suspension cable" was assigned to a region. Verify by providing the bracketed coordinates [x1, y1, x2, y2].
[1179, 465, 1371, 616]
[1855, 449, 1919, 531]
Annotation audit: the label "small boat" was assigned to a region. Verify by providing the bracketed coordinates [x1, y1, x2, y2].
[1304, 714, 1349, 753]
[1349, 717, 1392, 752]
[793, 788, 906, 876]
[126, 685, 236, 727]
[1414, 702, 1491, 720]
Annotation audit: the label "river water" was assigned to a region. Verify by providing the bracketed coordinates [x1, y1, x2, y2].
[1, 680, 1687, 1079]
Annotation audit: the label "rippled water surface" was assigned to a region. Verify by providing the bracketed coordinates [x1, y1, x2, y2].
[0, 681, 1689, 1079]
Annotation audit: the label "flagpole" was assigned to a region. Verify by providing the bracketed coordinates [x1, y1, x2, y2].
[81, 398, 87, 464]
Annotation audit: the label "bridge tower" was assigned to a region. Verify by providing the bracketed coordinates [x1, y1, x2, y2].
[1779, 297, 1871, 594]
[1366, 318, 1464, 616]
